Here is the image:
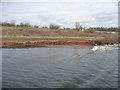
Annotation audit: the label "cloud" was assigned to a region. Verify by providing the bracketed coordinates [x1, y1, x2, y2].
[93, 12, 117, 22]
[1, 1, 118, 28]
[1, 0, 119, 2]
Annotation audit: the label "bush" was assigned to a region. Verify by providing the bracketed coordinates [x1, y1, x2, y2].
[96, 34, 118, 45]
[49, 24, 60, 29]
[34, 25, 39, 28]
[84, 29, 94, 33]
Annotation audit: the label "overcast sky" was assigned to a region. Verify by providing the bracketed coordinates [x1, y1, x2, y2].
[1, 0, 119, 28]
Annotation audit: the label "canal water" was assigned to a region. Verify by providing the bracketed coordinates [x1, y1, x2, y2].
[2, 45, 119, 88]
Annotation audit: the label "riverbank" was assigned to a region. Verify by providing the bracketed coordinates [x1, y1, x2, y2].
[1, 26, 119, 48]
[1, 40, 95, 48]
[1, 39, 119, 48]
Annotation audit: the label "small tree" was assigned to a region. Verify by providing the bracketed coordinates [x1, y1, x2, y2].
[34, 25, 39, 28]
[84, 28, 94, 33]
[45, 26, 48, 28]
[2, 21, 8, 26]
[75, 22, 82, 30]
[49, 24, 60, 29]
[0, 21, 1, 26]
[24, 22, 31, 27]
[10, 20, 16, 26]
[42, 26, 45, 28]
[16, 24, 20, 27]
[20, 22, 24, 27]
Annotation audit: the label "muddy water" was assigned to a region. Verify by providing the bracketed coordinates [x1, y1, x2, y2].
[2, 45, 119, 88]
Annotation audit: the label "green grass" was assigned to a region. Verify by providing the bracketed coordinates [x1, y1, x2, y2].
[2, 36, 88, 41]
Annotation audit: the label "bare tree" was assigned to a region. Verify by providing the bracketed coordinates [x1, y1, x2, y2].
[75, 22, 82, 30]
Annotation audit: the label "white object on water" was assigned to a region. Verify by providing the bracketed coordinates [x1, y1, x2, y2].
[92, 46, 99, 52]
[92, 44, 119, 52]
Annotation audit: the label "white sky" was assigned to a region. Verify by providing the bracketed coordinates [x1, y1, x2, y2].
[1, 0, 119, 28]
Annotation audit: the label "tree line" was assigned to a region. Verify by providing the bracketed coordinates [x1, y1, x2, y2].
[0, 20, 118, 32]
[89, 27, 118, 32]
[0, 20, 36, 28]
[0, 20, 61, 29]
[0, 20, 84, 30]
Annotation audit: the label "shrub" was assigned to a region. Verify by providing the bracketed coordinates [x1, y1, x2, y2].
[49, 24, 60, 29]
[96, 34, 118, 45]
[84, 29, 94, 33]
[34, 25, 39, 28]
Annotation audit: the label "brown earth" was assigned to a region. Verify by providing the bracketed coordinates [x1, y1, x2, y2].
[1, 40, 95, 48]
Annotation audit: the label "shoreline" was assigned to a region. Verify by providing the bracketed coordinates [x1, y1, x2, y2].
[1, 38, 119, 48]
[1, 40, 95, 48]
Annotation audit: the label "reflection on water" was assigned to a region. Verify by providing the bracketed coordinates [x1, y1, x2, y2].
[2, 45, 118, 88]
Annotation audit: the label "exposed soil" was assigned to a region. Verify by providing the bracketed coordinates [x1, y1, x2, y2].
[1, 40, 95, 48]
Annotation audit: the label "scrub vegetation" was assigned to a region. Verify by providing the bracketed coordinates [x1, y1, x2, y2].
[0, 21, 119, 48]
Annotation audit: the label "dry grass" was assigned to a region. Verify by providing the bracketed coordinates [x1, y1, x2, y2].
[95, 34, 119, 45]
[1, 26, 119, 45]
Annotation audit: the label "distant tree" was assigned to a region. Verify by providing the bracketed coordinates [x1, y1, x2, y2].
[24, 22, 31, 27]
[75, 22, 82, 30]
[34, 25, 39, 28]
[20, 22, 24, 27]
[64, 28, 71, 30]
[2, 21, 8, 26]
[0, 21, 1, 25]
[84, 28, 94, 33]
[16, 24, 20, 27]
[45, 26, 48, 28]
[7, 23, 11, 26]
[10, 20, 16, 26]
[49, 24, 60, 29]
[19, 22, 31, 27]
[83, 27, 86, 31]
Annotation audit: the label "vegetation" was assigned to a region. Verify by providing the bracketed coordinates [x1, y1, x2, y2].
[34, 25, 39, 28]
[0, 20, 119, 47]
[0, 20, 118, 32]
[2, 36, 88, 41]
[75, 22, 83, 31]
[49, 24, 60, 29]
[89, 27, 118, 32]
[84, 29, 95, 33]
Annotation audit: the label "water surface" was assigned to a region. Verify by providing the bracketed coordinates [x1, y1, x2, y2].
[2, 45, 118, 88]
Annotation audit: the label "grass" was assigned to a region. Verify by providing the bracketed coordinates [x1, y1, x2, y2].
[2, 36, 89, 40]
[1, 26, 119, 45]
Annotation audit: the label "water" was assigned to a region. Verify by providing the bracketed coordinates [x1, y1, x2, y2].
[2, 45, 119, 88]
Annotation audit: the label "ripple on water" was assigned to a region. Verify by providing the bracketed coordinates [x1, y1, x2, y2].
[2, 45, 118, 88]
